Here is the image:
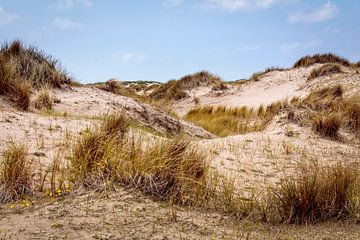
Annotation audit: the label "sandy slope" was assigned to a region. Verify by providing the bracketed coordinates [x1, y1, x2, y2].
[1, 64, 360, 239]
[1, 189, 360, 240]
[174, 64, 360, 116]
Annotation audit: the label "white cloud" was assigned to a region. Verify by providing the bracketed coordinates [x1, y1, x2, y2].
[0, 6, 18, 27]
[115, 52, 149, 64]
[288, 2, 338, 23]
[51, 0, 92, 11]
[163, 0, 184, 8]
[280, 39, 321, 52]
[202, 0, 296, 12]
[53, 17, 82, 30]
[237, 46, 261, 51]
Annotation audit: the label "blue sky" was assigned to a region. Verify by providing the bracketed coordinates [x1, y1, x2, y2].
[0, 0, 359, 83]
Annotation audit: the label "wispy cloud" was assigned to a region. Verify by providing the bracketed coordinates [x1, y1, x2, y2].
[202, 0, 296, 12]
[51, 0, 93, 11]
[288, 1, 338, 23]
[237, 46, 261, 51]
[53, 17, 82, 30]
[115, 52, 150, 64]
[0, 5, 18, 27]
[163, 0, 184, 8]
[280, 39, 322, 52]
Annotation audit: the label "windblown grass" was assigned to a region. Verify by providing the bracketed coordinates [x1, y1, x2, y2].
[302, 84, 343, 111]
[312, 113, 341, 139]
[308, 64, 343, 80]
[68, 113, 252, 215]
[294, 53, 350, 68]
[150, 71, 225, 101]
[272, 161, 359, 224]
[184, 101, 288, 137]
[0, 143, 33, 203]
[0, 40, 73, 109]
[291, 84, 360, 138]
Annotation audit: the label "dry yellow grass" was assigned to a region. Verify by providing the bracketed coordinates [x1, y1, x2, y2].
[0, 143, 33, 203]
[184, 101, 288, 137]
[293, 85, 360, 137]
[0, 40, 73, 110]
[34, 88, 53, 110]
[272, 161, 359, 224]
[312, 113, 341, 139]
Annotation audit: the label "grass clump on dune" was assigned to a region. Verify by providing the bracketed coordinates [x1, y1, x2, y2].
[294, 53, 350, 68]
[0, 40, 73, 110]
[312, 113, 341, 139]
[69, 113, 130, 188]
[0, 54, 31, 110]
[69, 112, 252, 215]
[308, 64, 343, 80]
[272, 161, 359, 224]
[302, 84, 343, 110]
[249, 67, 285, 82]
[0, 143, 33, 203]
[34, 87, 54, 110]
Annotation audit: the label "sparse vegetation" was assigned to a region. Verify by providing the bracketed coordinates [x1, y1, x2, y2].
[249, 67, 285, 82]
[301, 84, 343, 111]
[0, 143, 33, 203]
[0, 40, 73, 110]
[308, 64, 343, 80]
[150, 71, 224, 101]
[294, 53, 350, 68]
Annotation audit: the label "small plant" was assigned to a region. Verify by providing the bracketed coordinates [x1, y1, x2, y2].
[0, 143, 33, 203]
[343, 95, 360, 133]
[312, 113, 341, 139]
[34, 88, 53, 110]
